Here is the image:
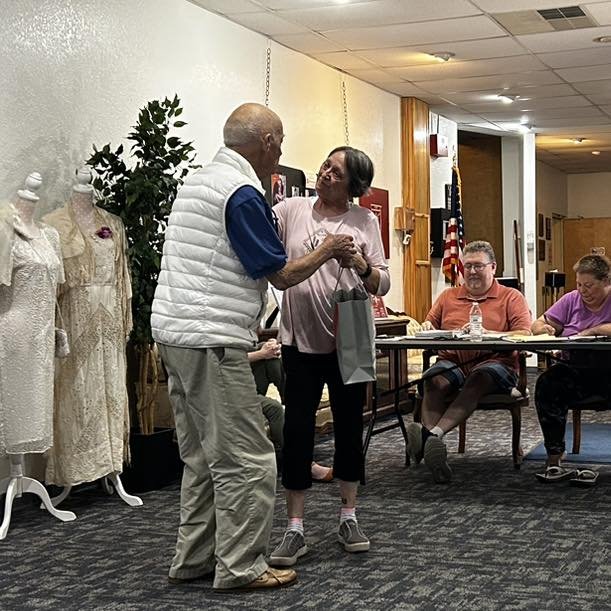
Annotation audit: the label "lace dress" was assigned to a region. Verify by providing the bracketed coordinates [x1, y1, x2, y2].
[43, 205, 132, 486]
[0, 209, 64, 456]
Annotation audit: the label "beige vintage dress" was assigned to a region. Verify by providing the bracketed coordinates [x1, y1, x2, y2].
[43, 204, 132, 486]
[0, 204, 64, 456]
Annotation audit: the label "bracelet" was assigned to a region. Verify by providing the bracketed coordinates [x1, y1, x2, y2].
[358, 262, 372, 279]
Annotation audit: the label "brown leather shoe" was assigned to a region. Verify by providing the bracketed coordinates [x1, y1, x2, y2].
[240, 568, 297, 590]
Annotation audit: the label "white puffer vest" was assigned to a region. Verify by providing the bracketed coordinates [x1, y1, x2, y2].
[151, 147, 268, 349]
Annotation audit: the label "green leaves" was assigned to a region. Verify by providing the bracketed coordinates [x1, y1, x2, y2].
[86, 95, 198, 346]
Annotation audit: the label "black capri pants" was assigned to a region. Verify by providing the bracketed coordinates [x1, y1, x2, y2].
[281, 345, 366, 490]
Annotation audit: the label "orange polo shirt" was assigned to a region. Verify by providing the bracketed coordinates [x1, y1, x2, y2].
[425, 280, 532, 374]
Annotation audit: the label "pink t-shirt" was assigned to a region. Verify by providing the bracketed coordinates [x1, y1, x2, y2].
[275, 197, 390, 354]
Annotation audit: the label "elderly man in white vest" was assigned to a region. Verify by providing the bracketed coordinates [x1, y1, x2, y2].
[151, 103, 355, 592]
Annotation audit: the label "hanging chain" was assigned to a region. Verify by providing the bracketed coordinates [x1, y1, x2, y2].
[264, 41, 272, 107]
[341, 77, 350, 146]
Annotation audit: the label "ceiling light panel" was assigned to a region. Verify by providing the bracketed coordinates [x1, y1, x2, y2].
[321, 15, 506, 50]
[275, 0, 479, 30]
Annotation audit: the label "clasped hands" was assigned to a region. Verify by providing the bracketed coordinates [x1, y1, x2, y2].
[321, 233, 367, 275]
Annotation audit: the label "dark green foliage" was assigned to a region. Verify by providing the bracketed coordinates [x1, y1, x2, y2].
[87, 95, 199, 345]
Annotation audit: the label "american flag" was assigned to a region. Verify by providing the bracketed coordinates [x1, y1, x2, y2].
[442, 164, 465, 285]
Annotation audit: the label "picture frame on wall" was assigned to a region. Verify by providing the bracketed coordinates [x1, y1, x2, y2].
[359, 187, 390, 258]
[538, 239, 546, 261]
[545, 217, 551, 240]
[538, 213, 544, 238]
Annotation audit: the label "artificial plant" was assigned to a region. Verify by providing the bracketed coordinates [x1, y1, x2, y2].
[87, 95, 199, 434]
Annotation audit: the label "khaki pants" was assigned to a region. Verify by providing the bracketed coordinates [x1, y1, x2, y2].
[158, 344, 276, 589]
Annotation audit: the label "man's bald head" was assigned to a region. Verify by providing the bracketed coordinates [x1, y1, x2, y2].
[223, 103, 284, 179]
[223, 103, 282, 148]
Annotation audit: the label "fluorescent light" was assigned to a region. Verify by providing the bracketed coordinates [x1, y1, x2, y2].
[497, 94, 517, 104]
[592, 151, 601, 155]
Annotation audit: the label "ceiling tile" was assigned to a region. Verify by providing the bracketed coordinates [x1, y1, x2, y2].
[537, 46, 611, 69]
[584, 2, 611, 26]
[440, 84, 578, 105]
[228, 11, 310, 35]
[310, 51, 375, 70]
[533, 116, 611, 127]
[345, 68, 403, 84]
[600, 104, 611, 113]
[188, 0, 261, 14]
[276, 0, 479, 30]
[418, 71, 562, 93]
[555, 64, 611, 83]
[258, 0, 372, 8]
[483, 107, 604, 121]
[273, 32, 346, 53]
[464, 95, 595, 112]
[516, 26, 611, 53]
[573, 79, 611, 94]
[470, 0, 589, 10]
[321, 16, 507, 50]
[356, 38, 526, 67]
[586, 93, 611, 104]
[387, 55, 547, 82]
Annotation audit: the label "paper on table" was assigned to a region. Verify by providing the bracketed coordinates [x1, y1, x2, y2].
[500, 333, 566, 343]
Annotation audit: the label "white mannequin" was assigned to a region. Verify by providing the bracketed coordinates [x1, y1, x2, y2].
[13, 172, 43, 235]
[0, 172, 77, 540]
[48, 166, 142, 510]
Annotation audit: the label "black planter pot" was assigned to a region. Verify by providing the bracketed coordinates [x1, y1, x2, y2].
[122, 427, 183, 493]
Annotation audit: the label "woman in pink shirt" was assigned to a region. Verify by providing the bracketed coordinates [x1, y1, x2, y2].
[269, 147, 390, 566]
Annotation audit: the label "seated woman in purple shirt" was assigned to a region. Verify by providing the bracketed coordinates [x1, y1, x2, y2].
[531, 254, 611, 483]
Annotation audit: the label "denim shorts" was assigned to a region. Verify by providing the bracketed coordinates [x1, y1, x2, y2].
[420, 359, 518, 395]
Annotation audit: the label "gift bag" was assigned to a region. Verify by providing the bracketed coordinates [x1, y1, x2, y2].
[332, 271, 376, 385]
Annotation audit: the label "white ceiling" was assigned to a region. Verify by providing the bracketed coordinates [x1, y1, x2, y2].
[190, 0, 611, 173]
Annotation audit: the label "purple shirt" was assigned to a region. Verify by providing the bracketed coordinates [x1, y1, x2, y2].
[546, 290, 611, 336]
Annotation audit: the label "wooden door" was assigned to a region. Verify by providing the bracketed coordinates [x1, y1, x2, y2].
[562, 217, 611, 291]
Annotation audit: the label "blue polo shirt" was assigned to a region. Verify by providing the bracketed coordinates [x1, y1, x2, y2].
[226, 185, 287, 280]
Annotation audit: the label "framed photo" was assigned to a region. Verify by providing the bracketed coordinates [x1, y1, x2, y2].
[359, 187, 390, 258]
[545, 217, 551, 240]
[538, 213, 544, 238]
[271, 173, 286, 205]
[538, 239, 546, 261]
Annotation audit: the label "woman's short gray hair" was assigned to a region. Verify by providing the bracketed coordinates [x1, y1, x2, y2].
[328, 146, 374, 198]
[573, 254, 610, 281]
[463, 240, 496, 263]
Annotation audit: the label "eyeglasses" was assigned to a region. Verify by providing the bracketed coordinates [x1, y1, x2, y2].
[464, 262, 493, 272]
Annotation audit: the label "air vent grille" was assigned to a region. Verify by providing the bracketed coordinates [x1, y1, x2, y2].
[492, 6, 597, 35]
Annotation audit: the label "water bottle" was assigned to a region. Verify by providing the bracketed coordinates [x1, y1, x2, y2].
[469, 301, 483, 342]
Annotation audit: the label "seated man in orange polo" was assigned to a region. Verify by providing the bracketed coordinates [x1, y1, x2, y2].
[407, 240, 531, 483]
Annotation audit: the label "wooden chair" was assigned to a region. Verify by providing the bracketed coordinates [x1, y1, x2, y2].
[570, 396, 609, 454]
[415, 351, 529, 469]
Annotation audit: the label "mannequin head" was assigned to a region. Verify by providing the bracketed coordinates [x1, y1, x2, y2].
[73, 166, 94, 194]
[14, 172, 43, 224]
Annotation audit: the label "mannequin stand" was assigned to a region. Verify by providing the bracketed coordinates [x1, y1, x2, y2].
[49, 472, 143, 508]
[0, 454, 76, 540]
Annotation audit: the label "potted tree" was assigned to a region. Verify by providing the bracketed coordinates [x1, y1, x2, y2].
[87, 95, 198, 490]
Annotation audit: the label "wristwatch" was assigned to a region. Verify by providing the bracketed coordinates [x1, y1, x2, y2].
[358, 262, 372, 279]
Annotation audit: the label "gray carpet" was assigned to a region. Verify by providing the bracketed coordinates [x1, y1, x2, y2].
[1, 370, 610, 610]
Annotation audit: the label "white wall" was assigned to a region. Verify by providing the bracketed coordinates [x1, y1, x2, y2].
[0, 0, 402, 477]
[567, 172, 611, 218]
[429, 113, 458, 303]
